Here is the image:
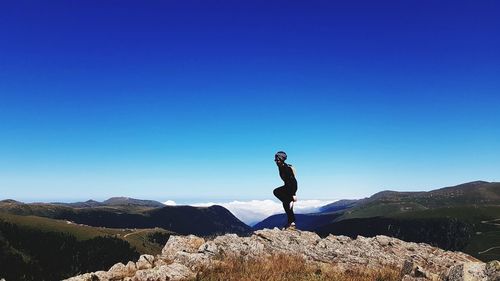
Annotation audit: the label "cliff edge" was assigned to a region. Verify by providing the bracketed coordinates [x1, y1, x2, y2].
[65, 228, 500, 281]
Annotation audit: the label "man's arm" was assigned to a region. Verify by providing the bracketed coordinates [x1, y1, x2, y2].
[287, 166, 298, 196]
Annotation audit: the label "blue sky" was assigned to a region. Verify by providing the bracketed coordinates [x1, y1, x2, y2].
[0, 0, 499, 202]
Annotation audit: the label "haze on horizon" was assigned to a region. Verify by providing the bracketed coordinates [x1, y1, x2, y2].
[1, 1, 499, 202]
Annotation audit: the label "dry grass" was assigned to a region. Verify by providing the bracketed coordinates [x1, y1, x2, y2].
[192, 254, 400, 281]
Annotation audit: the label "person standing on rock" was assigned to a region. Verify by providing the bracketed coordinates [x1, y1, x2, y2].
[273, 151, 298, 230]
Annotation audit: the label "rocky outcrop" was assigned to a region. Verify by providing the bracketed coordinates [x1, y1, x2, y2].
[64, 260, 194, 281]
[65, 228, 500, 281]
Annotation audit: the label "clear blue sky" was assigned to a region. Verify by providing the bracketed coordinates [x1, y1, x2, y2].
[1, 0, 499, 202]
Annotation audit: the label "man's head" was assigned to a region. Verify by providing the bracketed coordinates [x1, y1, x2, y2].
[274, 151, 287, 165]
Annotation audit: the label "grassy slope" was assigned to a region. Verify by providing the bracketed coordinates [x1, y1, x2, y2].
[339, 201, 429, 220]
[0, 212, 174, 255]
[0, 202, 251, 236]
[121, 227, 174, 254]
[0, 212, 121, 239]
[390, 206, 500, 262]
[339, 182, 499, 221]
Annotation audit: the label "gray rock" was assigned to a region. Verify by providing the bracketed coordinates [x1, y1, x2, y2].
[414, 265, 428, 278]
[135, 254, 155, 270]
[132, 263, 194, 281]
[376, 235, 391, 246]
[486, 260, 500, 281]
[401, 276, 428, 281]
[108, 262, 128, 280]
[487, 260, 500, 272]
[93, 271, 111, 280]
[125, 261, 136, 276]
[169, 251, 213, 271]
[401, 259, 415, 276]
[446, 262, 494, 281]
[198, 240, 218, 255]
[161, 235, 205, 260]
[448, 264, 466, 281]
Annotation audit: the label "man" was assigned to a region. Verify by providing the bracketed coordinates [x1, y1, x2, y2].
[273, 151, 298, 230]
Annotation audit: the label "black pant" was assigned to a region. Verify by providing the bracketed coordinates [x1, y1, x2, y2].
[273, 185, 295, 225]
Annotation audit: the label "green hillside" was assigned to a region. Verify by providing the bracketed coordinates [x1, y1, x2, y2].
[392, 206, 500, 262]
[0, 212, 120, 240]
[338, 181, 500, 221]
[0, 218, 138, 281]
[0, 200, 252, 236]
[0, 213, 174, 255]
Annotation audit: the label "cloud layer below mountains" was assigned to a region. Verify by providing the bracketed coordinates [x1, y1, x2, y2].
[164, 199, 336, 226]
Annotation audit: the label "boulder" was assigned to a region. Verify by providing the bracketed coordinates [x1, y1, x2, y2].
[161, 235, 205, 260]
[132, 263, 194, 281]
[108, 263, 128, 280]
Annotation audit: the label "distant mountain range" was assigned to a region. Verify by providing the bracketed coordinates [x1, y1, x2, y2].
[50, 197, 166, 208]
[318, 199, 358, 213]
[0, 198, 251, 236]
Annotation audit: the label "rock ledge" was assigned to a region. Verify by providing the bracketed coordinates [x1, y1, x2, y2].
[65, 228, 500, 281]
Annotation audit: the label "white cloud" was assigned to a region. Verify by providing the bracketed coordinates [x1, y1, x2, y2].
[163, 200, 177, 206]
[191, 199, 336, 226]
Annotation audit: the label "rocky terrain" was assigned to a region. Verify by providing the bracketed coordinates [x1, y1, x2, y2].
[65, 228, 500, 281]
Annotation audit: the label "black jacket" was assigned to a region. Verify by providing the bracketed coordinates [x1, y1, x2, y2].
[278, 163, 298, 195]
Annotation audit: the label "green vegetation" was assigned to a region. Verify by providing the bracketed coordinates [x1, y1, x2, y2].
[0, 219, 139, 281]
[0, 212, 122, 240]
[0, 212, 177, 280]
[122, 228, 174, 255]
[0, 201, 251, 236]
[339, 201, 428, 220]
[393, 206, 500, 261]
[390, 206, 500, 221]
[0, 212, 175, 255]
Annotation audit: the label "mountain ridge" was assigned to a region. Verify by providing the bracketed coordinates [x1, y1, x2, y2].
[50, 197, 166, 208]
[0, 199, 251, 236]
[65, 228, 500, 281]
